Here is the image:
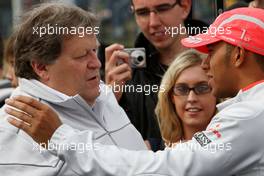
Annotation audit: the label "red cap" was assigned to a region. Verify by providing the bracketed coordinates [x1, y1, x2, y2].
[181, 8, 264, 56]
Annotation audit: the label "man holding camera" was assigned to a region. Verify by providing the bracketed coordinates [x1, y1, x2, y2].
[105, 0, 191, 150]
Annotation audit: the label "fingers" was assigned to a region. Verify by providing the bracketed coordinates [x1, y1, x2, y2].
[106, 50, 130, 69]
[108, 71, 132, 84]
[105, 50, 131, 83]
[118, 71, 132, 82]
[9, 95, 44, 110]
[7, 117, 31, 131]
[108, 63, 131, 78]
[105, 43, 132, 86]
[5, 98, 40, 117]
[5, 107, 33, 125]
[105, 43, 124, 62]
[106, 65, 131, 84]
[5, 96, 62, 145]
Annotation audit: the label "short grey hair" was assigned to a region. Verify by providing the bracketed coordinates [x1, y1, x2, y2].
[14, 3, 98, 79]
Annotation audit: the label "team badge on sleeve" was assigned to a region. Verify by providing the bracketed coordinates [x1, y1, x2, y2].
[194, 132, 212, 147]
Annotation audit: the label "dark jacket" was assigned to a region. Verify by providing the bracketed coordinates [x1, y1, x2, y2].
[99, 20, 208, 145]
[119, 33, 167, 141]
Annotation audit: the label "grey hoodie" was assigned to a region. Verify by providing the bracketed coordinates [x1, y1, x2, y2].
[0, 78, 146, 175]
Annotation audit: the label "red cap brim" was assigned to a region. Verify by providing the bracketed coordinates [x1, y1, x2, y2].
[181, 33, 221, 53]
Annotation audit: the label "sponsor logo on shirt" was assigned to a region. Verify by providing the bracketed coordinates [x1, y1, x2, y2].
[194, 132, 212, 147]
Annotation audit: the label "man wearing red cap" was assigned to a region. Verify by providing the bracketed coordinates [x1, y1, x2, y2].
[6, 7, 264, 176]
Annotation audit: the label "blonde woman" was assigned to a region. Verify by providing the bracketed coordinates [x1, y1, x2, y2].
[156, 50, 217, 147]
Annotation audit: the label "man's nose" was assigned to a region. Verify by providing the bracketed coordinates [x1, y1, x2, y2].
[149, 11, 162, 27]
[89, 54, 101, 69]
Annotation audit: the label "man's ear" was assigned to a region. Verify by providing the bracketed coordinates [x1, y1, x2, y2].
[31, 60, 49, 81]
[233, 47, 245, 68]
[180, 0, 192, 20]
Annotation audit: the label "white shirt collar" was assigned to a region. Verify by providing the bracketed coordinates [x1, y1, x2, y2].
[19, 78, 72, 101]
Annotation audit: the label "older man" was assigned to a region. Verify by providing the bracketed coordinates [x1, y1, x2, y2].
[0, 3, 146, 176]
[7, 7, 264, 176]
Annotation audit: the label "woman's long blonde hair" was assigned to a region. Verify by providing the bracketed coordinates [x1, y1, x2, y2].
[155, 49, 205, 145]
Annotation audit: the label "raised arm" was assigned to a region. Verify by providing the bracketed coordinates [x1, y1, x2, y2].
[5, 95, 263, 176]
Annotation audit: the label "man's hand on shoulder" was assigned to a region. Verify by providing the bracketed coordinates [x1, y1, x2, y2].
[5, 95, 62, 147]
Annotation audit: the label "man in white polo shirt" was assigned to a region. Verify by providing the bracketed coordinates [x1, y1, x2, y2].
[6, 7, 264, 176]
